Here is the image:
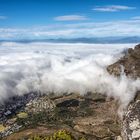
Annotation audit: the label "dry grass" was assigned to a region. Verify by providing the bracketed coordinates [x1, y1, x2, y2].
[17, 112, 28, 119]
[0, 124, 7, 132]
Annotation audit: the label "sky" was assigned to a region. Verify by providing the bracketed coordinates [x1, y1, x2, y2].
[0, 0, 140, 39]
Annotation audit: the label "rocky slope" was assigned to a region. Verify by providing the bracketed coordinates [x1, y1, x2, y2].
[2, 93, 121, 140]
[107, 44, 140, 78]
[107, 44, 140, 140]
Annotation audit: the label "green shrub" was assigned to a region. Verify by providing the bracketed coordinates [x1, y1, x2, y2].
[27, 130, 87, 140]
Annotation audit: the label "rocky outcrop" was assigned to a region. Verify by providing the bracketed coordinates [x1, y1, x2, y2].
[107, 44, 140, 140]
[25, 96, 56, 113]
[107, 44, 140, 78]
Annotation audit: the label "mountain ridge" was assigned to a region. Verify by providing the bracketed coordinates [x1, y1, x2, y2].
[0, 36, 140, 44]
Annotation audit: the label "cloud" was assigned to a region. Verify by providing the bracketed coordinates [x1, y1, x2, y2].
[131, 16, 140, 20]
[0, 18, 140, 39]
[0, 16, 7, 20]
[0, 42, 139, 115]
[54, 15, 87, 21]
[92, 5, 136, 12]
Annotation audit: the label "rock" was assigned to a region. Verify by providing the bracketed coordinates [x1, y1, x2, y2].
[107, 44, 140, 78]
[115, 136, 123, 140]
[122, 100, 140, 140]
[25, 96, 56, 113]
[84, 92, 106, 102]
[74, 124, 110, 138]
[73, 116, 120, 138]
[73, 99, 121, 139]
[56, 99, 79, 107]
[107, 44, 140, 139]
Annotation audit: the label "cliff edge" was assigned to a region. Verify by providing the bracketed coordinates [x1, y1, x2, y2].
[107, 44, 140, 140]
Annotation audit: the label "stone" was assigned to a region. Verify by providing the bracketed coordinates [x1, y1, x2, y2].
[107, 44, 140, 78]
[122, 100, 140, 140]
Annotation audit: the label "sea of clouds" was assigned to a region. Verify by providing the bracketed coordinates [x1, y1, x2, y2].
[0, 42, 140, 114]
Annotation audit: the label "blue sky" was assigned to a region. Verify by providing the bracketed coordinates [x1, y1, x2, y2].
[0, 0, 140, 39]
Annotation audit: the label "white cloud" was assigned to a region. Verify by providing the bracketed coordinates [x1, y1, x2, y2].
[0, 18, 140, 39]
[0, 16, 7, 19]
[0, 42, 139, 114]
[131, 16, 140, 20]
[34, 29, 76, 36]
[54, 15, 87, 21]
[92, 5, 136, 12]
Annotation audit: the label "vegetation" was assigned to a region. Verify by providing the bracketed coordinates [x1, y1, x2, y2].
[0, 124, 7, 132]
[26, 130, 86, 140]
[17, 112, 28, 119]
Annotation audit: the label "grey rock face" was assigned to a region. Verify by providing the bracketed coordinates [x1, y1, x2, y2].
[123, 100, 140, 140]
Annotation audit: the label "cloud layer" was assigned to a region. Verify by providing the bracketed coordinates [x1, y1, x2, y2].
[54, 15, 87, 21]
[92, 5, 135, 12]
[0, 42, 139, 116]
[0, 18, 140, 39]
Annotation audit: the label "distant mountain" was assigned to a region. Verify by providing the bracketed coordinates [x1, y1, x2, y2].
[46, 36, 140, 44]
[0, 36, 140, 44]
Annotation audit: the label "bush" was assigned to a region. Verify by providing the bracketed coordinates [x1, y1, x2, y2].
[27, 130, 86, 140]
